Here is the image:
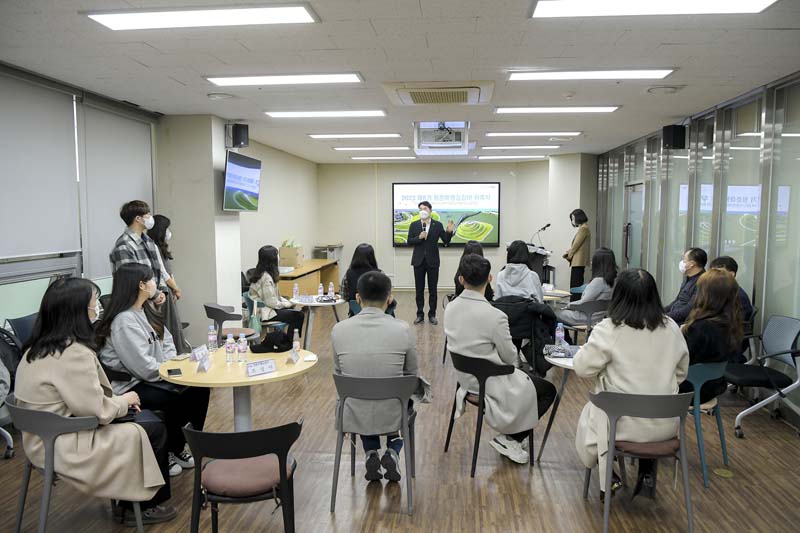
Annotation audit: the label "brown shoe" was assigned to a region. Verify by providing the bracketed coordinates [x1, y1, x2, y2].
[125, 504, 178, 527]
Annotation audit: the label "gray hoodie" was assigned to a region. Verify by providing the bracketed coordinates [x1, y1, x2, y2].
[494, 263, 544, 303]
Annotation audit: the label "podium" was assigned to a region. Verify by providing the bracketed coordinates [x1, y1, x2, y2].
[526, 244, 553, 284]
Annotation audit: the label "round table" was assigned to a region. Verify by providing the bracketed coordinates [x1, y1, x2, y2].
[159, 348, 318, 431]
[290, 297, 347, 351]
[537, 355, 575, 461]
[544, 289, 571, 304]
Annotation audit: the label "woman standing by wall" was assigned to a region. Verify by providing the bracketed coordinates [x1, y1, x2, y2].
[564, 209, 591, 302]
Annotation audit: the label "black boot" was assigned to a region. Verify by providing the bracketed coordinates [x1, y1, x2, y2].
[599, 471, 623, 502]
[632, 459, 657, 501]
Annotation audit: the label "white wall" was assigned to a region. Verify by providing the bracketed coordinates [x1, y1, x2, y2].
[316, 161, 567, 289]
[238, 141, 318, 271]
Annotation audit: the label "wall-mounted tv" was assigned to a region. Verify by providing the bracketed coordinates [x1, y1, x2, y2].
[223, 151, 261, 212]
[392, 182, 501, 247]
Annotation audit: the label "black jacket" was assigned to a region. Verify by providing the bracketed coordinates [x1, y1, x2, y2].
[665, 271, 703, 325]
[680, 318, 735, 402]
[407, 219, 452, 267]
[491, 295, 557, 376]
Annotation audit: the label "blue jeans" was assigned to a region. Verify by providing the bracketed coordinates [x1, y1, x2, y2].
[361, 433, 403, 454]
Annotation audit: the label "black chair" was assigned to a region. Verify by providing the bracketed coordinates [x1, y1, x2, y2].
[724, 315, 800, 438]
[7, 313, 37, 347]
[203, 303, 256, 345]
[741, 306, 759, 362]
[441, 294, 455, 364]
[444, 352, 534, 477]
[6, 394, 145, 533]
[183, 420, 302, 533]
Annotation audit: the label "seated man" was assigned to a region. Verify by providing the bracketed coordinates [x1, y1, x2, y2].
[665, 247, 706, 325]
[710, 255, 755, 363]
[331, 271, 420, 483]
[444, 254, 556, 464]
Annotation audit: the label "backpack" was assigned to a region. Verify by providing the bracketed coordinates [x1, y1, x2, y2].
[0, 327, 22, 390]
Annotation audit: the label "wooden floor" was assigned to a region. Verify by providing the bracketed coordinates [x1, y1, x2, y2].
[2, 291, 800, 532]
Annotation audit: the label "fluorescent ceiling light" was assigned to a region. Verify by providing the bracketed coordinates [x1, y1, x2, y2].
[478, 155, 547, 160]
[509, 70, 672, 81]
[333, 146, 410, 151]
[87, 5, 317, 30]
[486, 132, 581, 137]
[672, 156, 690, 159]
[309, 133, 400, 139]
[783, 133, 800, 138]
[729, 146, 760, 151]
[702, 156, 714, 160]
[482, 145, 560, 150]
[532, 0, 779, 18]
[207, 73, 360, 87]
[496, 106, 618, 114]
[738, 132, 763, 137]
[351, 156, 416, 160]
[265, 110, 385, 118]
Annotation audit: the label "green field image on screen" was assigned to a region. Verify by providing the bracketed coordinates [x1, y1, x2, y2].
[393, 210, 498, 244]
[224, 188, 259, 211]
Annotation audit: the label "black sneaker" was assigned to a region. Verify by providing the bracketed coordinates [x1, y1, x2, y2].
[365, 450, 382, 481]
[413, 316, 424, 325]
[428, 316, 438, 325]
[124, 504, 178, 527]
[381, 449, 402, 482]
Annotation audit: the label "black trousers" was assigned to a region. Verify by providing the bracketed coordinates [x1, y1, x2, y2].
[509, 375, 558, 442]
[273, 308, 305, 337]
[569, 266, 586, 302]
[133, 383, 210, 455]
[414, 259, 439, 318]
[121, 411, 171, 510]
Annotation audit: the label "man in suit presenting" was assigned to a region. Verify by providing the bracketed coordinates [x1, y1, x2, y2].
[407, 201, 454, 325]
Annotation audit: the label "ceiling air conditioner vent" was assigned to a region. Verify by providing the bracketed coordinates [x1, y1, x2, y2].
[383, 81, 494, 106]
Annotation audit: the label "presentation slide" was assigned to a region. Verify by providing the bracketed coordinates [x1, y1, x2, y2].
[392, 182, 500, 246]
[223, 151, 261, 211]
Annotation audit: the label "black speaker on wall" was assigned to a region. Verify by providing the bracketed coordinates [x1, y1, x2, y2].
[231, 124, 249, 148]
[662, 125, 686, 149]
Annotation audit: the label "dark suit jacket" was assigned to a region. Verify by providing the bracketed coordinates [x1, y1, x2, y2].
[665, 271, 703, 325]
[407, 219, 452, 267]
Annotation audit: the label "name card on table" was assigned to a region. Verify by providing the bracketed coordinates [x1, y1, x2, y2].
[247, 359, 276, 377]
[191, 344, 209, 362]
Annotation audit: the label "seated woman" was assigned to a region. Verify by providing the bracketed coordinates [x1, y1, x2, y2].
[679, 269, 742, 404]
[557, 247, 616, 328]
[494, 240, 544, 303]
[454, 240, 494, 301]
[15, 277, 176, 526]
[340, 243, 396, 316]
[574, 269, 689, 500]
[97, 263, 210, 478]
[248, 245, 305, 335]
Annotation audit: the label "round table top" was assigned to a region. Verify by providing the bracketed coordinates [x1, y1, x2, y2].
[544, 289, 571, 298]
[158, 348, 318, 388]
[290, 297, 346, 307]
[545, 355, 575, 370]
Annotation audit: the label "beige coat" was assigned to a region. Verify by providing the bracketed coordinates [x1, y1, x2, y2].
[573, 318, 689, 482]
[566, 223, 591, 267]
[444, 290, 540, 434]
[249, 272, 292, 321]
[14, 343, 164, 502]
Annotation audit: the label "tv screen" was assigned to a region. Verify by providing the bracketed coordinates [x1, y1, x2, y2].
[392, 182, 500, 247]
[223, 151, 261, 212]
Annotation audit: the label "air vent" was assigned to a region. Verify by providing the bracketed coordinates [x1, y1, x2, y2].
[383, 81, 494, 106]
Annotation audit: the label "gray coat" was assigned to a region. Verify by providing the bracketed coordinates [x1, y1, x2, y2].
[443, 290, 540, 434]
[556, 277, 613, 326]
[332, 308, 419, 435]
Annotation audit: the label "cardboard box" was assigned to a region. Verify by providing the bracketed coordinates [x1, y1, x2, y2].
[280, 246, 303, 268]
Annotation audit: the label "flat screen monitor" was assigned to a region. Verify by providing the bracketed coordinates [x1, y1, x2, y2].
[392, 182, 500, 247]
[223, 151, 261, 212]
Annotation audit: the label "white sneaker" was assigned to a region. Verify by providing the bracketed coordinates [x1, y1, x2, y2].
[490, 435, 529, 464]
[168, 453, 183, 477]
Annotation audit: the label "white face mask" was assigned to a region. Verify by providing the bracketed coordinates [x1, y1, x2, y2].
[142, 280, 158, 299]
[165, 229, 172, 241]
[142, 215, 155, 230]
[88, 301, 101, 323]
[419, 210, 430, 220]
[678, 260, 687, 274]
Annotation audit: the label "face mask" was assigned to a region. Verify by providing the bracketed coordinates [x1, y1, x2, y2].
[419, 210, 430, 220]
[142, 281, 158, 299]
[88, 302, 101, 323]
[165, 229, 172, 242]
[142, 216, 155, 230]
[678, 260, 687, 274]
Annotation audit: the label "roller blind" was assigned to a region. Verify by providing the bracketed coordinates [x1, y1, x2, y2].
[0, 75, 80, 258]
[81, 105, 153, 278]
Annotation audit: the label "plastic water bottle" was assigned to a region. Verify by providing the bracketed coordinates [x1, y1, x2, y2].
[318, 283, 324, 297]
[237, 333, 248, 363]
[327, 282, 335, 299]
[289, 328, 301, 363]
[207, 325, 218, 351]
[225, 333, 235, 364]
[555, 322, 566, 348]
[292, 282, 299, 300]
